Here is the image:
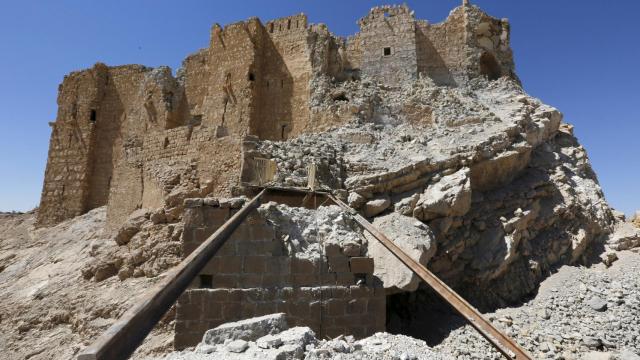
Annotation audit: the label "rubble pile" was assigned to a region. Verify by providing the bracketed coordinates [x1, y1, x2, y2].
[165, 313, 445, 360]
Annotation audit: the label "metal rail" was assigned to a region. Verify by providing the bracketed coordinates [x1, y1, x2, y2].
[77, 189, 267, 360]
[328, 194, 533, 360]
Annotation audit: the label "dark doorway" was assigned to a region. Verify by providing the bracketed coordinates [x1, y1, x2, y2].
[479, 52, 502, 81]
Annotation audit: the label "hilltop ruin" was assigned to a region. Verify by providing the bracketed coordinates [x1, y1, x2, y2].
[38, 4, 515, 228]
[23, 2, 639, 359]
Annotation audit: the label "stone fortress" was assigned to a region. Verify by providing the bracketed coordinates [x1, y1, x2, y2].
[37, 1, 620, 356]
[38, 3, 513, 229]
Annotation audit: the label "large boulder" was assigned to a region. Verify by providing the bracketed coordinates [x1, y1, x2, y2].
[202, 313, 288, 345]
[607, 222, 640, 251]
[365, 213, 436, 292]
[363, 197, 391, 217]
[413, 168, 471, 221]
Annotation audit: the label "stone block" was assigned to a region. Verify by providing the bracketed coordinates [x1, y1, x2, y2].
[202, 313, 288, 345]
[194, 227, 208, 242]
[327, 256, 350, 273]
[243, 256, 267, 273]
[264, 257, 290, 274]
[288, 301, 310, 318]
[326, 299, 345, 316]
[366, 297, 386, 316]
[202, 258, 222, 274]
[324, 242, 342, 256]
[219, 256, 243, 273]
[255, 301, 277, 315]
[291, 258, 316, 274]
[202, 301, 223, 320]
[221, 302, 242, 320]
[292, 274, 318, 287]
[239, 274, 263, 288]
[240, 301, 258, 318]
[349, 257, 374, 274]
[336, 272, 355, 286]
[212, 274, 238, 288]
[261, 274, 288, 288]
[346, 298, 367, 315]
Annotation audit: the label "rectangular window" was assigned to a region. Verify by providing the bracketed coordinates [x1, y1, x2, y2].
[90, 109, 97, 122]
[383, 47, 391, 56]
[199, 274, 213, 288]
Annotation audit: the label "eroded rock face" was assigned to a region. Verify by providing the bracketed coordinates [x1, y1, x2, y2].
[414, 168, 472, 221]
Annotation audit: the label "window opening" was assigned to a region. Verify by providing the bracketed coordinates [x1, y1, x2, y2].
[199, 274, 213, 288]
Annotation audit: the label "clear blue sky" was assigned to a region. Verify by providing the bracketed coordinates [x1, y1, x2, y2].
[0, 1, 638, 215]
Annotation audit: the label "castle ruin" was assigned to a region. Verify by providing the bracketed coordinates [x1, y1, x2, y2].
[38, 4, 515, 229]
[34, 3, 619, 357]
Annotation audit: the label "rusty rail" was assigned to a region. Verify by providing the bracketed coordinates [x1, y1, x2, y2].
[77, 189, 267, 360]
[328, 194, 533, 360]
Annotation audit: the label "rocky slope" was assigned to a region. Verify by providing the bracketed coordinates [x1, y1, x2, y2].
[253, 75, 616, 311]
[0, 210, 174, 360]
[436, 249, 640, 360]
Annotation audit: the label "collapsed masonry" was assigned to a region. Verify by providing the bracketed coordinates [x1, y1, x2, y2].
[39, 2, 618, 353]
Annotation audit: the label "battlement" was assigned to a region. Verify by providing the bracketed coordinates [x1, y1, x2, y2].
[265, 14, 308, 35]
[357, 4, 415, 28]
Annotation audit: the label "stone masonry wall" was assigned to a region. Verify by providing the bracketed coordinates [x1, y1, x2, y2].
[38, 4, 517, 228]
[175, 200, 384, 348]
[357, 5, 418, 86]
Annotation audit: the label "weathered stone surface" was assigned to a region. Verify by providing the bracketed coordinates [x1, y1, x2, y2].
[114, 209, 150, 245]
[608, 222, 640, 250]
[363, 197, 391, 218]
[365, 213, 436, 292]
[632, 211, 640, 228]
[21, 3, 628, 359]
[203, 313, 288, 345]
[226, 339, 249, 353]
[347, 192, 367, 209]
[413, 168, 471, 221]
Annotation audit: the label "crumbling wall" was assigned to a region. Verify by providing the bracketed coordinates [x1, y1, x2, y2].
[38, 4, 522, 230]
[257, 14, 312, 140]
[175, 200, 384, 348]
[467, 7, 517, 80]
[38, 64, 106, 226]
[357, 5, 417, 86]
[416, 5, 516, 84]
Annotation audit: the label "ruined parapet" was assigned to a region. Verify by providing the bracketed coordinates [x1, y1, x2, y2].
[463, 5, 517, 81]
[414, 5, 516, 85]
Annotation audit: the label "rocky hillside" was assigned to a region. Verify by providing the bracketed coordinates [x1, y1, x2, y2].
[0, 210, 174, 360]
[252, 75, 616, 310]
